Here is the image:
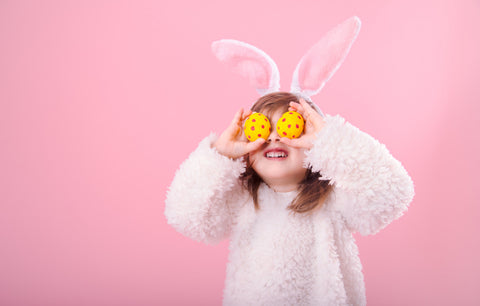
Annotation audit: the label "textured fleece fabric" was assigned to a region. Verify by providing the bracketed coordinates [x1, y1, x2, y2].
[165, 114, 415, 306]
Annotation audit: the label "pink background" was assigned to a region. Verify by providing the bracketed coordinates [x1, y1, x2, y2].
[1, 0, 479, 305]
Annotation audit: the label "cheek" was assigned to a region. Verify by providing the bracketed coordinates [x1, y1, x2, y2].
[292, 149, 307, 165]
[291, 151, 308, 176]
[248, 151, 261, 166]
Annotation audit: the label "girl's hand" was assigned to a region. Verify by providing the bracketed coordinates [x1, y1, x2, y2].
[280, 98, 326, 149]
[213, 108, 266, 159]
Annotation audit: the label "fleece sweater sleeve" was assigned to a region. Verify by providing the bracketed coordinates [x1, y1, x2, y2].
[164, 133, 246, 245]
[304, 115, 415, 236]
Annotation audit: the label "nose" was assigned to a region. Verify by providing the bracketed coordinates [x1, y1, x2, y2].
[267, 128, 280, 143]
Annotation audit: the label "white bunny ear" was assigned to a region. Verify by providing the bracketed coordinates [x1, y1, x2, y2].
[291, 16, 361, 99]
[211, 39, 280, 96]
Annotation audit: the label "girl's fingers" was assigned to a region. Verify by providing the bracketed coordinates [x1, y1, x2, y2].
[226, 108, 244, 135]
[230, 108, 243, 126]
[245, 138, 266, 153]
[279, 137, 303, 148]
[289, 101, 303, 114]
[298, 99, 316, 119]
[290, 99, 315, 119]
[297, 98, 325, 131]
[232, 108, 251, 132]
[280, 136, 314, 149]
[242, 109, 252, 121]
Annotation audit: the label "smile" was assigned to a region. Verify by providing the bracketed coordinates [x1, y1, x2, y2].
[264, 149, 288, 159]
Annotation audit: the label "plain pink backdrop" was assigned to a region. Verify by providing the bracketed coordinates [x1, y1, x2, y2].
[1, 0, 479, 305]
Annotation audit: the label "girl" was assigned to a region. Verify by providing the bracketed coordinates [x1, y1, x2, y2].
[165, 17, 414, 306]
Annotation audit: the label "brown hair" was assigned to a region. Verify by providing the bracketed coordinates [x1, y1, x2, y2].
[240, 92, 332, 214]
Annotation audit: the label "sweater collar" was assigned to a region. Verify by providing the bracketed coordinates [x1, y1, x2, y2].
[258, 183, 298, 209]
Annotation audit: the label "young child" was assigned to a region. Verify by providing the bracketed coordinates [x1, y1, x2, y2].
[165, 17, 414, 306]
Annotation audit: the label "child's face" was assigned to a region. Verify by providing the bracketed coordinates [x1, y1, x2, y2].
[248, 109, 307, 191]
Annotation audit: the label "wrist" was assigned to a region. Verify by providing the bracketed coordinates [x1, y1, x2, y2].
[212, 141, 235, 159]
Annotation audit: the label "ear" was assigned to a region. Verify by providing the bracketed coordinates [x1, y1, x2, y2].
[211, 39, 280, 96]
[290, 16, 361, 99]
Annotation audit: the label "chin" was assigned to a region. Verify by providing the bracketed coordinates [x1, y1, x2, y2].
[254, 166, 307, 186]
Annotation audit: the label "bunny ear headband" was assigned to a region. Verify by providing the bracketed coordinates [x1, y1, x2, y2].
[211, 16, 361, 118]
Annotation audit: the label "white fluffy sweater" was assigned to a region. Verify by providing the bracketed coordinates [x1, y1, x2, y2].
[165, 114, 414, 306]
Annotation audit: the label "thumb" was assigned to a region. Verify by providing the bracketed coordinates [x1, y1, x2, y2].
[279, 137, 302, 148]
[245, 138, 266, 153]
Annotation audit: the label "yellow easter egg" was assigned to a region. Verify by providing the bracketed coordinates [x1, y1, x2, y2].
[244, 112, 271, 142]
[276, 111, 304, 139]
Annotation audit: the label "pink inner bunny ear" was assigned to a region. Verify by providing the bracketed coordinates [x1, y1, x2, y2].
[291, 16, 361, 97]
[212, 39, 280, 95]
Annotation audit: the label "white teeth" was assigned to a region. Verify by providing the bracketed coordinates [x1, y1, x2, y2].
[266, 152, 287, 158]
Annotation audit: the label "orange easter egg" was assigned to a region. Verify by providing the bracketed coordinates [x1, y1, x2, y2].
[276, 111, 304, 139]
[244, 112, 271, 142]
